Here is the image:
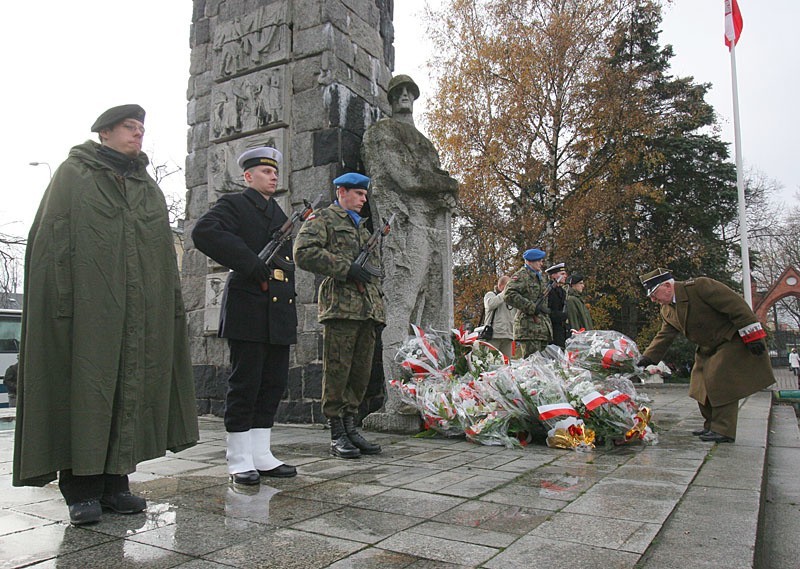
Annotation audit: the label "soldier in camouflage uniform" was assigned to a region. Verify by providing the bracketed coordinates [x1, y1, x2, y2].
[293, 173, 385, 459]
[504, 248, 553, 357]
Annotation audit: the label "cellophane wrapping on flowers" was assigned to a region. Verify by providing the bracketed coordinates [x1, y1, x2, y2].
[565, 330, 640, 377]
[390, 326, 656, 450]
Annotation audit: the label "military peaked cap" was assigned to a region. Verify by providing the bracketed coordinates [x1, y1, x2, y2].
[333, 172, 370, 189]
[91, 104, 146, 132]
[238, 146, 282, 171]
[639, 267, 674, 296]
[546, 262, 566, 274]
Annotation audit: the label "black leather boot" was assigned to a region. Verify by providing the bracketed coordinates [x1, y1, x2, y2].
[343, 414, 382, 455]
[329, 417, 361, 459]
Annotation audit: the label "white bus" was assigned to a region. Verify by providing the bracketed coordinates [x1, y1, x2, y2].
[0, 309, 22, 408]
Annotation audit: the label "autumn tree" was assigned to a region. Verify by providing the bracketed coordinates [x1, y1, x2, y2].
[426, 0, 642, 325]
[561, 1, 739, 340]
[426, 0, 740, 343]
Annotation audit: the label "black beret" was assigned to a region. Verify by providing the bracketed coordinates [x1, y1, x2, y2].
[567, 273, 584, 285]
[91, 104, 146, 133]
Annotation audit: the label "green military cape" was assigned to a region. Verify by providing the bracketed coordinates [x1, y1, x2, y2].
[13, 141, 198, 487]
[566, 290, 593, 332]
[643, 278, 774, 407]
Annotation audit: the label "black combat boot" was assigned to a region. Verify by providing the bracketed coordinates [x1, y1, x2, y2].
[329, 417, 361, 459]
[343, 414, 382, 455]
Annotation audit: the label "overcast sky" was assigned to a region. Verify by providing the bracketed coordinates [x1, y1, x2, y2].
[1, 1, 796, 240]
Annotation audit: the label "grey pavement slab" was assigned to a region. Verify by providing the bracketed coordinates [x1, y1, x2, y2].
[755, 403, 800, 569]
[0, 380, 792, 568]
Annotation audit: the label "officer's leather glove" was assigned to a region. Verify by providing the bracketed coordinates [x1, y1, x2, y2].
[636, 356, 656, 368]
[746, 340, 766, 356]
[347, 262, 372, 284]
[534, 304, 551, 315]
[250, 263, 270, 283]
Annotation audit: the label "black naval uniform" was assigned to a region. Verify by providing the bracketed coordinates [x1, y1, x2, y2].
[192, 188, 298, 432]
[548, 285, 568, 349]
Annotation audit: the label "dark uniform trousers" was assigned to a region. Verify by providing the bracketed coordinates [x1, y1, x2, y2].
[58, 471, 131, 505]
[226, 340, 290, 432]
[697, 398, 739, 439]
[322, 319, 377, 418]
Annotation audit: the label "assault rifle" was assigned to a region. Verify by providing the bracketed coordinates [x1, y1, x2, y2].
[532, 273, 565, 320]
[352, 213, 396, 293]
[257, 193, 323, 292]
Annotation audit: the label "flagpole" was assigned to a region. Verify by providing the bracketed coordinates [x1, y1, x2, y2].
[729, 42, 752, 307]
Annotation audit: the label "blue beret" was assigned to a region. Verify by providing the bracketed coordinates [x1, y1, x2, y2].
[523, 248, 546, 261]
[238, 146, 282, 171]
[333, 172, 370, 189]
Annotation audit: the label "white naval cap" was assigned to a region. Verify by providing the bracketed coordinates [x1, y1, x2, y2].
[237, 146, 282, 171]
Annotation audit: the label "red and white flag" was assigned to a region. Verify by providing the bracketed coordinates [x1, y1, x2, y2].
[724, 0, 743, 50]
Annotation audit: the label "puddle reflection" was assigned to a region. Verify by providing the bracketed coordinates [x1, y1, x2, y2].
[224, 483, 280, 524]
[124, 502, 177, 535]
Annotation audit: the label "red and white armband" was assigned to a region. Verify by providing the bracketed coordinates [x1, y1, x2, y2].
[738, 322, 766, 344]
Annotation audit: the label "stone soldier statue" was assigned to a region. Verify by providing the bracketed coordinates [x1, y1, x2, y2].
[505, 248, 554, 357]
[293, 173, 385, 459]
[361, 74, 458, 418]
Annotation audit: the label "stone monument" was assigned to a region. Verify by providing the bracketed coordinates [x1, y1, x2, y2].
[184, 0, 394, 422]
[361, 74, 459, 432]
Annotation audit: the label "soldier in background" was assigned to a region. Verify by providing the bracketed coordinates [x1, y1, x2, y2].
[293, 173, 384, 459]
[545, 263, 569, 348]
[505, 248, 553, 357]
[565, 273, 594, 333]
[192, 146, 298, 484]
[482, 276, 517, 359]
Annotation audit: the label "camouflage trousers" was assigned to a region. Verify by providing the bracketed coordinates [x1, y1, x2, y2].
[322, 318, 378, 418]
[516, 339, 549, 359]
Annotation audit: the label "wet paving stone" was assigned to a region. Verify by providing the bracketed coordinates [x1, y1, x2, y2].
[0, 387, 782, 568]
[205, 527, 364, 569]
[26, 538, 193, 568]
[282, 479, 391, 505]
[291, 506, 421, 543]
[0, 524, 116, 567]
[127, 509, 262, 556]
[355, 487, 466, 519]
[376, 530, 500, 566]
[432, 500, 550, 535]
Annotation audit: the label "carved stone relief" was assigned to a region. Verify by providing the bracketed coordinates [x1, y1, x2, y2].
[212, 4, 289, 79]
[211, 67, 287, 140]
[203, 272, 227, 334]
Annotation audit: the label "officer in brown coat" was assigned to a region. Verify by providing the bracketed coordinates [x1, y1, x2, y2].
[636, 268, 774, 443]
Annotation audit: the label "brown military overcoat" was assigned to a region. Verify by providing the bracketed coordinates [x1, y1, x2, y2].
[642, 277, 774, 407]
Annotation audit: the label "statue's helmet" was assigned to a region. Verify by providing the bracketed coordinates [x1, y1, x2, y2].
[387, 74, 420, 103]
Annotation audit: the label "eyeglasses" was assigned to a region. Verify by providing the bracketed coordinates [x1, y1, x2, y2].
[120, 121, 145, 134]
